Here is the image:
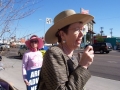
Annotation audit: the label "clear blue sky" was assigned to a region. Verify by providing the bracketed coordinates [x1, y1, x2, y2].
[10, 0, 120, 39]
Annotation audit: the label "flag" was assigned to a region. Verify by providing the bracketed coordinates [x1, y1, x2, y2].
[46, 18, 52, 24]
[80, 8, 89, 14]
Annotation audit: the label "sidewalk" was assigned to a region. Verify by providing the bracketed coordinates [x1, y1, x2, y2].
[0, 56, 26, 90]
[0, 56, 120, 90]
[85, 76, 120, 90]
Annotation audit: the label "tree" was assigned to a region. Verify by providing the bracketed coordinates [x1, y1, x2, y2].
[86, 33, 91, 42]
[95, 34, 105, 42]
[0, 0, 43, 38]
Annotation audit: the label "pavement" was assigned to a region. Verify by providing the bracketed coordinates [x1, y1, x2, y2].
[0, 55, 120, 90]
[85, 76, 120, 90]
[0, 56, 26, 90]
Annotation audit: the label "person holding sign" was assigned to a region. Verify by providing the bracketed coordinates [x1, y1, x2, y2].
[37, 9, 94, 90]
[22, 35, 43, 89]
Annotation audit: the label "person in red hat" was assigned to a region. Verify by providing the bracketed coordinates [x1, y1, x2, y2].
[22, 35, 43, 87]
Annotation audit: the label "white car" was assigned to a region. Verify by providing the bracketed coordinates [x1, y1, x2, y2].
[18, 44, 48, 57]
[0, 43, 10, 51]
[18, 44, 28, 57]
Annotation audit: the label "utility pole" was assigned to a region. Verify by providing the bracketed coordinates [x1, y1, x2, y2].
[39, 18, 52, 37]
[110, 28, 113, 37]
[100, 27, 104, 36]
[39, 19, 46, 37]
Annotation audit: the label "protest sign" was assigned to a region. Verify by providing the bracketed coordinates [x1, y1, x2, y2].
[27, 68, 40, 90]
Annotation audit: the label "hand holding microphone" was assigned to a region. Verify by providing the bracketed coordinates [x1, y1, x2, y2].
[79, 45, 94, 69]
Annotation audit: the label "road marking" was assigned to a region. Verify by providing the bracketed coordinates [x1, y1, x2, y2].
[107, 61, 117, 63]
[95, 54, 120, 57]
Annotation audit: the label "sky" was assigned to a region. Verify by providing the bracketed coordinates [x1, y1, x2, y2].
[4, 0, 120, 40]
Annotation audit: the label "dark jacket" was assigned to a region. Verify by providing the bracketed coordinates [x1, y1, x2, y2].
[37, 46, 91, 90]
[0, 56, 2, 61]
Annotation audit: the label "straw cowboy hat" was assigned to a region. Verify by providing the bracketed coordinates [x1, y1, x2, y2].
[45, 9, 94, 44]
[25, 35, 43, 50]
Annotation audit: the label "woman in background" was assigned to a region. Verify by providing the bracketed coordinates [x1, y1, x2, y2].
[22, 35, 43, 86]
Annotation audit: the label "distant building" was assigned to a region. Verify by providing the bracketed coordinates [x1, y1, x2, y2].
[93, 36, 107, 43]
[20, 38, 26, 43]
[85, 20, 96, 44]
[104, 37, 120, 50]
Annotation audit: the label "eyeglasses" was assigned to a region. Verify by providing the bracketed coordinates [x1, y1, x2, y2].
[30, 40, 38, 43]
[70, 27, 84, 34]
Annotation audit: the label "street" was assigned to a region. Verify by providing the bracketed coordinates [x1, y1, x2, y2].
[2, 48, 120, 81]
[73, 49, 120, 81]
[89, 51, 120, 81]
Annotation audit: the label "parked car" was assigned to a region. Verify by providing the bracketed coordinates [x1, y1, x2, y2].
[18, 44, 47, 57]
[116, 45, 120, 50]
[0, 43, 10, 51]
[92, 42, 113, 54]
[18, 44, 28, 57]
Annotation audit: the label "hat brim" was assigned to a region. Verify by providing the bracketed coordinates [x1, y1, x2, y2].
[25, 38, 43, 50]
[45, 14, 94, 44]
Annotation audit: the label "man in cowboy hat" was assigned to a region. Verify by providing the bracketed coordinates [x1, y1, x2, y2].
[37, 9, 94, 90]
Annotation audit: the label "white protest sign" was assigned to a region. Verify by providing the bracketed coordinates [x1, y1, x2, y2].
[27, 68, 41, 90]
